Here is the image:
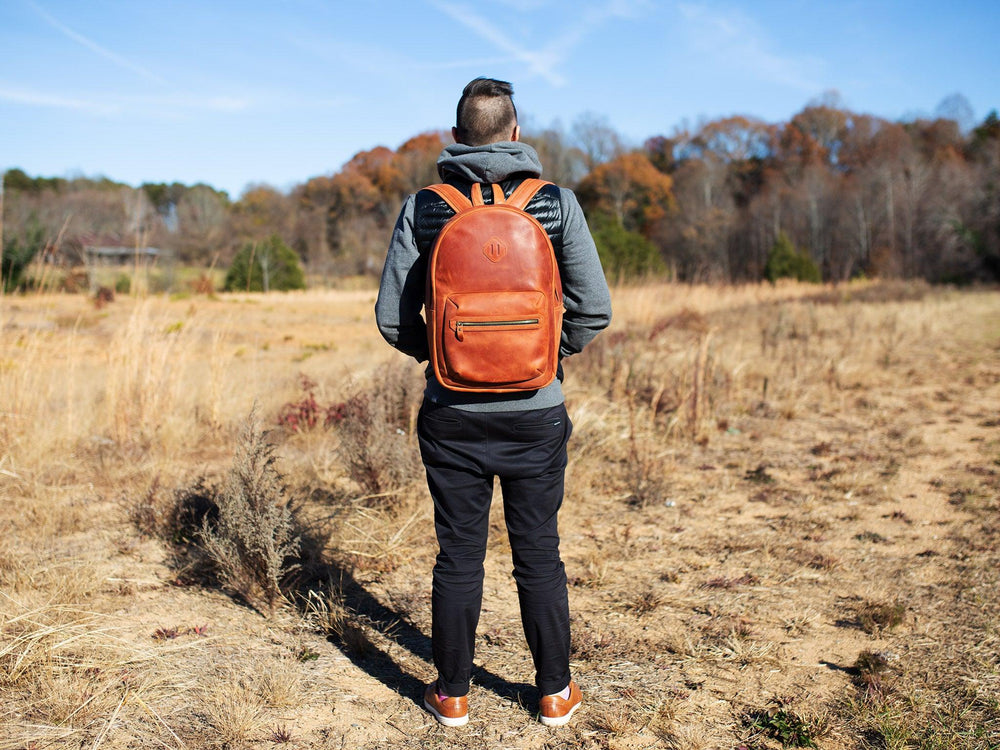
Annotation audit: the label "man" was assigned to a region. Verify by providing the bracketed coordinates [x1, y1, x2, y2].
[375, 77, 612, 727]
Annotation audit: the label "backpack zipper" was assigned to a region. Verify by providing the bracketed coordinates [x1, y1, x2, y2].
[454, 318, 539, 341]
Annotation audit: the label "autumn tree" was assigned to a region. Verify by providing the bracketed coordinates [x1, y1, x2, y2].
[174, 184, 230, 263]
[6, 92, 999, 289]
[229, 184, 294, 255]
[290, 175, 336, 276]
[665, 117, 776, 280]
[959, 110, 1000, 280]
[572, 112, 625, 172]
[576, 152, 674, 235]
[574, 151, 673, 280]
[660, 157, 735, 280]
[525, 124, 588, 187]
[395, 132, 447, 191]
[644, 135, 681, 175]
[324, 149, 393, 275]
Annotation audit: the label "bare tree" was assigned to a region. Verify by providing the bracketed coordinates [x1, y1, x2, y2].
[572, 112, 625, 172]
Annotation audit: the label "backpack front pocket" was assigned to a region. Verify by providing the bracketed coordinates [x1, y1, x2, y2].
[442, 291, 551, 385]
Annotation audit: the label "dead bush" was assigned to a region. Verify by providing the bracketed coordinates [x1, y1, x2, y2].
[200, 409, 300, 614]
[334, 360, 423, 501]
[299, 578, 375, 658]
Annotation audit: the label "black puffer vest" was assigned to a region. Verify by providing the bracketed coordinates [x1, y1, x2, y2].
[413, 177, 564, 259]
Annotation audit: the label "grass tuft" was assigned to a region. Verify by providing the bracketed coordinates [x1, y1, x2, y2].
[857, 601, 906, 634]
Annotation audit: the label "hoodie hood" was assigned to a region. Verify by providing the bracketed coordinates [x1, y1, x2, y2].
[437, 141, 543, 183]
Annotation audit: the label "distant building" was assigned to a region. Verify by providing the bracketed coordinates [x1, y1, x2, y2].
[84, 245, 170, 266]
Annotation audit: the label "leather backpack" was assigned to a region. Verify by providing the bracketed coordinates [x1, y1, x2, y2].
[423, 178, 564, 393]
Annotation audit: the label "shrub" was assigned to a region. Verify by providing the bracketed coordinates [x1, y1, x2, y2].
[200, 409, 300, 613]
[334, 361, 423, 500]
[224, 234, 306, 292]
[93, 286, 115, 309]
[590, 212, 664, 280]
[277, 375, 346, 432]
[189, 273, 216, 295]
[764, 232, 821, 283]
[114, 273, 131, 295]
[747, 701, 819, 748]
[2, 215, 45, 292]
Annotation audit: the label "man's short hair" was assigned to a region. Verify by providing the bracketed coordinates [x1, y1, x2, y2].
[455, 77, 518, 146]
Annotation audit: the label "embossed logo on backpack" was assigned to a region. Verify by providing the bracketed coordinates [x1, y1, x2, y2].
[483, 237, 507, 263]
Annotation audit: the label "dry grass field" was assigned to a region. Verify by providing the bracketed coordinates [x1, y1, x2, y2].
[1, 280, 998, 749]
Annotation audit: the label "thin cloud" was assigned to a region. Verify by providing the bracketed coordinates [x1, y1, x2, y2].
[0, 86, 119, 114]
[135, 94, 250, 113]
[430, 1, 566, 86]
[546, 0, 651, 64]
[26, 0, 168, 86]
[0, 85, 250, 117]
[285, 32, 508, 79]
[495, 0, 549, 10]
[429, 0, 651, 87]
[676, 2, 823, 93]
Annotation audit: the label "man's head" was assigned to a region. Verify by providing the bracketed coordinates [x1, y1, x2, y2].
[453, 77, 520, 146]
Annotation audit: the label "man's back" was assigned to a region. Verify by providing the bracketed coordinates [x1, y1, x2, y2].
[375, 139, 612, 408]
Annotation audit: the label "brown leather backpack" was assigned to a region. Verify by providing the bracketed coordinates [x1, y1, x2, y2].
[424, 178, 564, 393]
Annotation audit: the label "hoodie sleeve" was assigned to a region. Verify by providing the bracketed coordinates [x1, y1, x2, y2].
[375, 195, 430, 362]
[556, 188, 612, 357]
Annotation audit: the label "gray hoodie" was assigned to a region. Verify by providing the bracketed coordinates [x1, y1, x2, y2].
[375, 141, 612, 412]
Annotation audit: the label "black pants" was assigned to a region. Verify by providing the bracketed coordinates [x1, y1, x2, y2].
[417, 399, 573, 697]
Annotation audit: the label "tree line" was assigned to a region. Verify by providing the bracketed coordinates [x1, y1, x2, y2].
[4, 96, 999, 291]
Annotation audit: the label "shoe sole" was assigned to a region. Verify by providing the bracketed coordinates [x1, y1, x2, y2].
[539, 701, 581, 727]
[424, 697, 469, 727]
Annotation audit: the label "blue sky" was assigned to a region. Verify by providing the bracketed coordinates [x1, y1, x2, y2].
[1, 0, 998, 197]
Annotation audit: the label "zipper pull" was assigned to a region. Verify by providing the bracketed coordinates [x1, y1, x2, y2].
[455, 321, 465, 342]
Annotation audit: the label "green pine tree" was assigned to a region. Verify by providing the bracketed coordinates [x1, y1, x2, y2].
[764, 232, 820, 283]
[224, 235, 306, 292]
[2, 215, 46, 292]
[591, 212, 664, 280]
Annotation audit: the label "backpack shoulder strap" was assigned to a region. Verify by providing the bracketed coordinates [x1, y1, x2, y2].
[506, 178, 552, 210]
[487, 184, 506, 205]
[424, 184, 473, 214]
[469, 183, 507, 206]
[425, 179, 551, 212]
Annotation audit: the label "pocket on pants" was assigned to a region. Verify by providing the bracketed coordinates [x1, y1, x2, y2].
[512, 418, 563, 437]
[509, 405, 572, 446]
[418, 402, 465, 440]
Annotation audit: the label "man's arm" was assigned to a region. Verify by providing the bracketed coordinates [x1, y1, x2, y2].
[375, 195, 430, 362]
[556, 188, 612, 357]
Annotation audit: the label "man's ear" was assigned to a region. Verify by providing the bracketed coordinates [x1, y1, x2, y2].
[452, 126, 461, 144]
[511, 124, 521, 142]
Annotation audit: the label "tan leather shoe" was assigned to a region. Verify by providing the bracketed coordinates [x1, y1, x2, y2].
[539, 680, 582, 726]
[423, 683, 469, 727]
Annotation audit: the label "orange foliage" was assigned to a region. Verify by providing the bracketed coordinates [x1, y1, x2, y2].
[692, 116, 775, 163]
[577, 152, 674, 234]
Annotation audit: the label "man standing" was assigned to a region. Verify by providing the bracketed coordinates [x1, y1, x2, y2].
[375, 77, 612, 727]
